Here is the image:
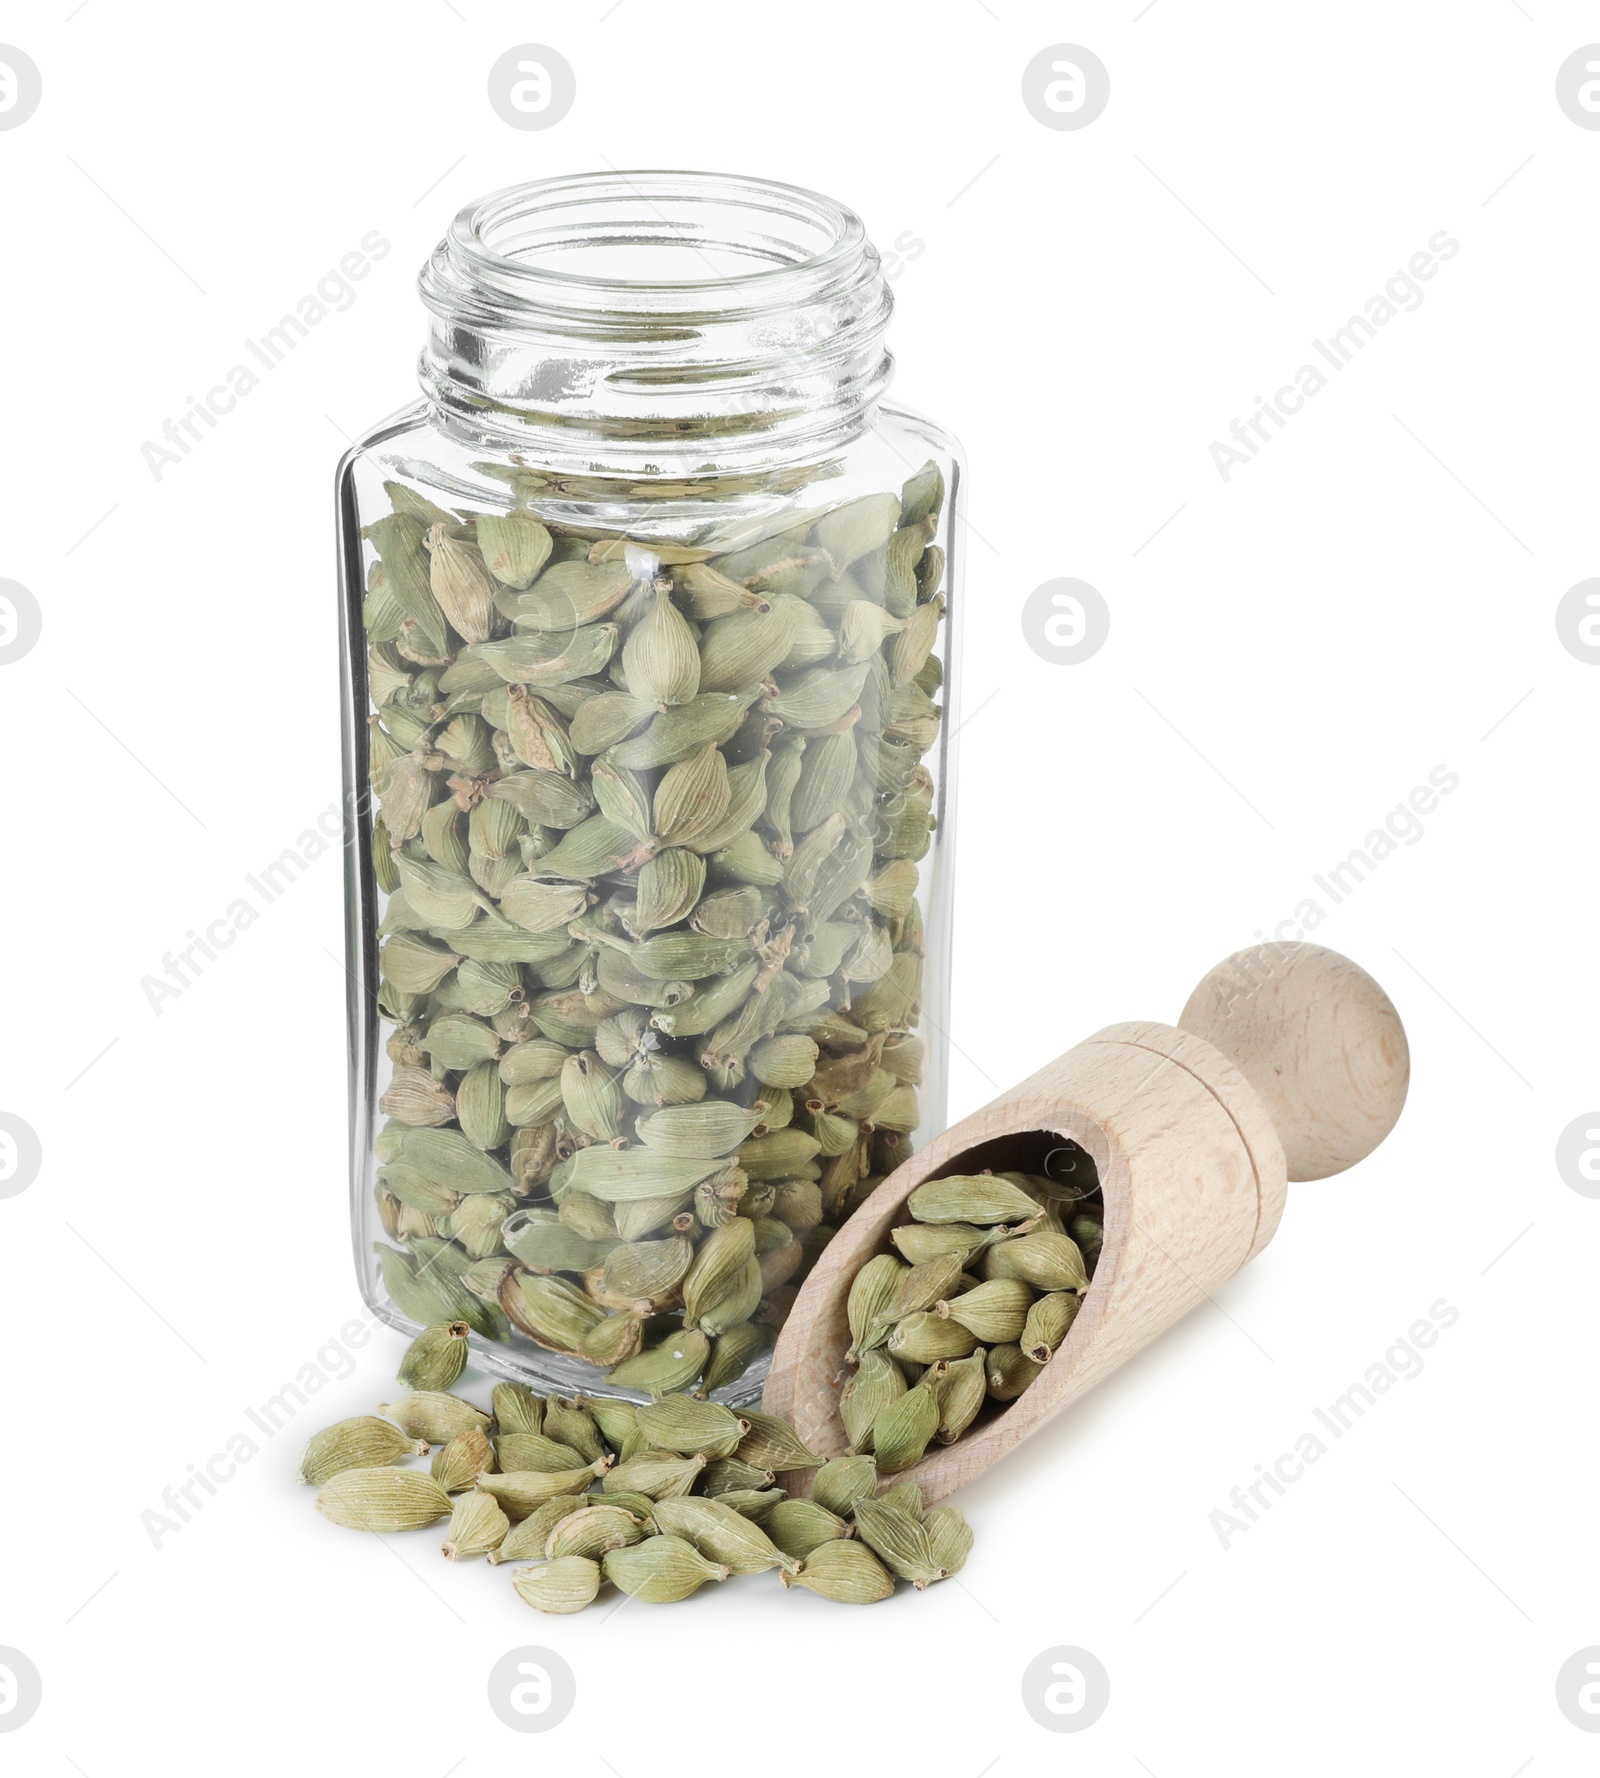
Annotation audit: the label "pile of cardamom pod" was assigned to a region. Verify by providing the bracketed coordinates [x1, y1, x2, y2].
[301, 1326, 971, 1606]
[363, 460, 949, 1396]
[838, 1168, 1103, 1466]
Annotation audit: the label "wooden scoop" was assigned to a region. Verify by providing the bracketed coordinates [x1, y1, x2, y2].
[763, 942, 1408, 1502]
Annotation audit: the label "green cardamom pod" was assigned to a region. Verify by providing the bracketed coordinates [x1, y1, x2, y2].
[441, 1488, 510, 1560]
[544, 1504, 646, 1560]
[600, 1237, 693, 1306]
[635, 1395, 749, 1460]
[491, 1381, 545, 1437]
[884, 1253, 966, 1327]
[542, 1398, 610, 1466]
[633, 1101, 763, 1159]
[934, 1278, 1034, 1344]
[603, 1534, 730, 1602]
[478, 1462, 605, 1520]
[840, 1348, 907, 1452]
[697, 1322, 769, 1398]
[1022, 1290, 1082, 1363]
[622, 582, 701, 704]
[906, 1173, 1040, 1226]
[607, 1330, 710, 1396]
[749, 1033, 818, 1088]
[316, 1468, 452, 1532]
[923, 1504, 974, 1577]
[714, 1487, 786, 1520]
[511, 1554, 603, 1614]
[781, 1539, 895, 1604]
[986, 1343, 1045, 1401]
[477, 512, 553, 589]
[851, 1495, 943, 1587]
[602, 1450, 707, 1501]
[488, 1494, 586, 1563]
[596, 1489, 658, 1522]
[929, 1348, 989, 1446]
[809, 1456, 879, 1519]
[982, 1230, 1090, 1294]
[377, 1391, 490, 1444]
[430, 1428, 495, 1493]
[764, 1499, 852, 1562]
[499, 1273, 606, 1354]
[497, 1432, 593, 1474]
[295, 1416, 427, 1486]
[650, 1494, 798, 1575]
[735, 1410, 824, 1473]
[878, 1480, 923, 1517]
[396, 1315, 472, 1393]
[886, 1310, 980, 1365]
[869, 1382, 939, 1475]
[847, 1252, 905, 1359]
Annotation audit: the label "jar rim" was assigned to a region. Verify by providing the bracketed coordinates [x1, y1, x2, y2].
[415, 169, 892, 472]
[431, 169, 869, 313]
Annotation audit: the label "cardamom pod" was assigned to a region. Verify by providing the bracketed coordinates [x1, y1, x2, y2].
[544, 1504, 646, 1560]
[935, 1278, 1035, 1343]
[986, 1343, 1045, 1401]
[840, 1348, 907, 1452]
[700, 1456, 775, 1495]
[478, 1462, 606, 1519]
[488, 1494, 586, 1563]
[316, 1468, 452, 1532]
[377, 1391, 491, 1444]
[602, 1450, 707, 1500]
[431, 1427, 495, 1492]
[441, 1488, 510, 1560]
[603, 1535, 730, 1602]
[781, 1539, 895, 1604]
[636, 1395, 750, 1460]
[398, 1321, 471, 1392]
[869, 1382, 939, 1474]
[1022, 1290, 1082, 1363]
[607, 1330, 710, 1396]
[810, 1455, 879, 1519]
[922, 1504, 974, 1577]
[929, 1348, 989, 1445]
[511, 1554, 603, 1614]
[982, 1229, 1091, 1294]
[886, 1310, 981, 1365]
[852, 1495, 945, 1587]
[296, 1416, 427, 1486]
[906, 1173, 1040, 1226]
[650, 1494, 798, 1575]
[847, 1252, 905, 1358]
[735, 1410, 824, 1473]
[496, 1432, 593, 1474]
[763, 1498, 851, 1561]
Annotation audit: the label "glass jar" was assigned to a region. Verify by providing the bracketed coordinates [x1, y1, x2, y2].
[337, 171, 962, 1404]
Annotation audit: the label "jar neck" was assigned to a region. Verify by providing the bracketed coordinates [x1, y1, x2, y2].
[417, 171, 894, 479]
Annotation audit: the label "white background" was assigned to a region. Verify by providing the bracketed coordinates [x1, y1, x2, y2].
[2, 1, 1594, 1771]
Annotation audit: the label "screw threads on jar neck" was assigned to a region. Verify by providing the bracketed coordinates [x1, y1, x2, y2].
[417, 171, 894, 477]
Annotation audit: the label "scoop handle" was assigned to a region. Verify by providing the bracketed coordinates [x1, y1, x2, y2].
[1177, 942, 1408, 1182]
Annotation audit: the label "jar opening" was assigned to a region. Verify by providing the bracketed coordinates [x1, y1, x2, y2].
[458, 171, 862, 301]
[417, 170, 893, 472]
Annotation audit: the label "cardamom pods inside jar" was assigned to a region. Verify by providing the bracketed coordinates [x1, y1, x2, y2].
[338, 171, 963, 1405]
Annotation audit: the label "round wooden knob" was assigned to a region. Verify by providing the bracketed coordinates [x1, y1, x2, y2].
[1178, 942, 1408, 1182]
